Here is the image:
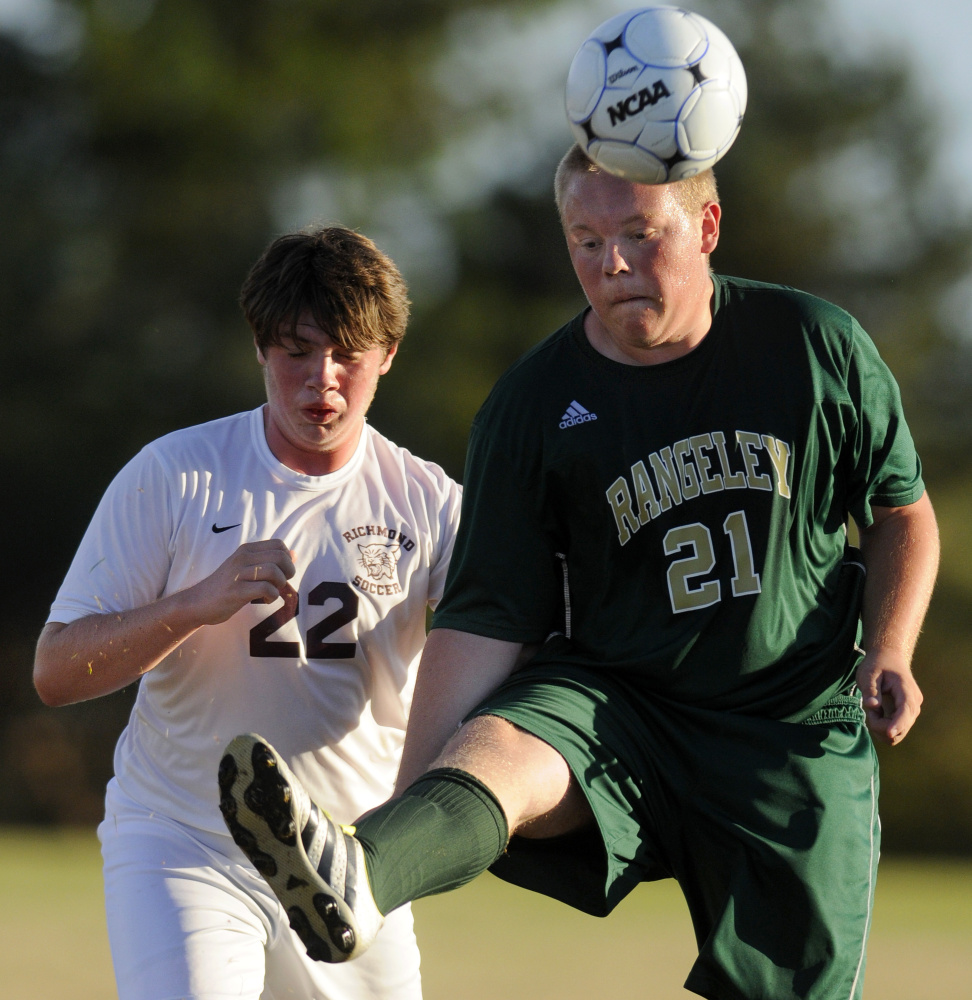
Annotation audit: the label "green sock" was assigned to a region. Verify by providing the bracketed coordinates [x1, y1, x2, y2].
[353, 767, 509, 915]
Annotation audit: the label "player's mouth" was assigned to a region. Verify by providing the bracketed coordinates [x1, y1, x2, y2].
[613, 293, 655, 308]
[303, 404, 338, 424]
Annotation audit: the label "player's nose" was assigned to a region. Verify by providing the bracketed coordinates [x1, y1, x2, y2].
[602, 242, 629, 275]
[307, 352, 341, 390]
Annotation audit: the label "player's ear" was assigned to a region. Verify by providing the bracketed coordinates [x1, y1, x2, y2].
[254, 337, 267, 366]
[378, 342, 398, 375]
[701, 201, 721, 254]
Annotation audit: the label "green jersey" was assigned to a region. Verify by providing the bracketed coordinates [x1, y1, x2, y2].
[433, 274, 924, 721]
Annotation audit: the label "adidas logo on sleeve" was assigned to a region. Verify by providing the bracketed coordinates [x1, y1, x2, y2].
[559, 400, 598, 429]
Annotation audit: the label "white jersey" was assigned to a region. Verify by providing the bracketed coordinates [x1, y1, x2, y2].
[49, 406, 461, 833]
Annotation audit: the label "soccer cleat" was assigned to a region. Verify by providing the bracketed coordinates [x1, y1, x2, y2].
[217, 733, 383, 963]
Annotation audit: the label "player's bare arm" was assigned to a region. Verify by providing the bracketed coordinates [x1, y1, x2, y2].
[393, 628, 525, 794]
[34, 539, 295, 707]
[855, 492, 940, 745]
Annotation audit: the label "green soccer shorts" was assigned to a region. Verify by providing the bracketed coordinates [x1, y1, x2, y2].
[472, 660, 880, 1000]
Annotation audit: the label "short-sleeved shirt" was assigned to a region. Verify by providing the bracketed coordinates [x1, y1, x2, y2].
[432, 274, 923, 722]
[49, 407, 462, 832]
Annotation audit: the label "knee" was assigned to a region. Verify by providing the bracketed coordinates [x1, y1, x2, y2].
[431, 714, 586, 835]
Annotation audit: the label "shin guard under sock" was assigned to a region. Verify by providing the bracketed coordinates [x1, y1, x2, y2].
[353, 767, 509, 915]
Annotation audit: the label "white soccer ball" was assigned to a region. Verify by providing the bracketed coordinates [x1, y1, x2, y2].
[565, 5, 747, 184]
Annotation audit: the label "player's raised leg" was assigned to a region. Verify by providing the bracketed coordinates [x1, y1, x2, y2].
[219, 715, 591, 963]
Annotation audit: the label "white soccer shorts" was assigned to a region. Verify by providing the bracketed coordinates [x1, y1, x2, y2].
[98, 786, 422, 1000]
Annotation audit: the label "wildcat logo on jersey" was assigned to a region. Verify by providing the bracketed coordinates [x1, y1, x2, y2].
[342, 524, 414, 596]
[358, 543, 400, 581]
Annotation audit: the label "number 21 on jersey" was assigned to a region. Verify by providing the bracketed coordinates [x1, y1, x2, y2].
[664, 509, 761, 614]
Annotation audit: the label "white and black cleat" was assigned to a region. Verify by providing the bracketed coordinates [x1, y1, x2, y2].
[218, 733, 383, 963]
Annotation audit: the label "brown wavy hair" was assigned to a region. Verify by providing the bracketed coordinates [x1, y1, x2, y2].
[241, 226, 410, 354]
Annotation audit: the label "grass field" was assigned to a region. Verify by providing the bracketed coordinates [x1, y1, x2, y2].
[2, 826, 969, 999]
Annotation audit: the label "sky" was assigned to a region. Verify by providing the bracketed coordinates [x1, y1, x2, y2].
[824, 0, 972, 337]
[826, 0, 972, 211]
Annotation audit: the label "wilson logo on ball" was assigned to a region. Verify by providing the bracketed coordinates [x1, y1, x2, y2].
[607, 64, 640, 86]
[606, 79, 672, 127]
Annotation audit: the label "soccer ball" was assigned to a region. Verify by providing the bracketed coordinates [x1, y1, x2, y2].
[565, 5, 747, 184]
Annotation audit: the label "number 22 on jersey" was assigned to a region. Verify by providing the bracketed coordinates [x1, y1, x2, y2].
[249, 582, 359, 658]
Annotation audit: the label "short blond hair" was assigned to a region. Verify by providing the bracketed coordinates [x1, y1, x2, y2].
[554, 143, 719, 221]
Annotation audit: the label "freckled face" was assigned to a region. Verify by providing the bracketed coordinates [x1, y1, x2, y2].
[562, 169, 720, 365]
[258, 314, 396, 476]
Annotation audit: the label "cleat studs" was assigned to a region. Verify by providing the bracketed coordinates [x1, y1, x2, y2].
[253, 855, 278, 878]
[335, 927, 355, 954]
[313, 894, 355, 954]
[288, 906, 334, 963]
[231, 825, 258, 854]
[252, 743, 276, 771]
[244, 784, 266, 810]
[306, 941, 332, 962]
[218, 738, 376, 965]
[217, 754, 238, 790]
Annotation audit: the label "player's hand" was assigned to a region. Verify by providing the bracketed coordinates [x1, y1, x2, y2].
[856, 648, 923, 746]
[185, 539, 296, 626]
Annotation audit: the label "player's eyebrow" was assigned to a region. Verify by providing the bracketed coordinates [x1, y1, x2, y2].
[568, 212, 657, 234]
[621, 212, 658, 226]
[279, 332, 312, 351]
